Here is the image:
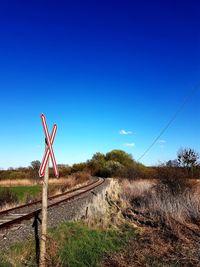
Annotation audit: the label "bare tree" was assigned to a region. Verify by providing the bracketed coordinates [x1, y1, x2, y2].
[30, 160, 41, 180]
[166, 159, 179, 167]
[177, 148, 199, 177]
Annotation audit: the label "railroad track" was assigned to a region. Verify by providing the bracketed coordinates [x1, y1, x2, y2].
[0, 177, 105, 230]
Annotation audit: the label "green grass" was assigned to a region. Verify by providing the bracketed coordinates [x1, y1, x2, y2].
[55, 223, 134, 267]
[0, 186, 41, 202]
[0, 222, 136, 267]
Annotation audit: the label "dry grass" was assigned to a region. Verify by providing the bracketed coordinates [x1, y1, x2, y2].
[0, 179, 36, 186]
[104, 224, 200, 267]
[121, 178, 200, 232]
[49, 172, 90, 195]
[86, 179, 129, 229]
[120, 179, 156, 200]
[0, 172, 91, 187]
[0, 202, 22, 212]
[0, 178, 70, 187]
[103, 179, 200, 266]
[0, 177, 75, 187]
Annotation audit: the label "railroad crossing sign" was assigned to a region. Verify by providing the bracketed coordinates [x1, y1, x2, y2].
[39, 114, 59, 267]
[39, 114, 59, 178]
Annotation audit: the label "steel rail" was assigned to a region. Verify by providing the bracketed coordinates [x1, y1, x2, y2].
[0, 177, 105, 230]
[0, 177, 99, 216]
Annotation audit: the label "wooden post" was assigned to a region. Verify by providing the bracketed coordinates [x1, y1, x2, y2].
[39, 142, 49, 267]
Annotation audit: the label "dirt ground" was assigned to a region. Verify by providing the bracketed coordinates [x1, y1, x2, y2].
[104, 215, 200, 267]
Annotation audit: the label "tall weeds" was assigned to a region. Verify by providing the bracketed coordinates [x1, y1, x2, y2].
[122, 178, 200, 226]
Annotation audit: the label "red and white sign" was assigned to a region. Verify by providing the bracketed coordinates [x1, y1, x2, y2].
[39, 114, 59, 178]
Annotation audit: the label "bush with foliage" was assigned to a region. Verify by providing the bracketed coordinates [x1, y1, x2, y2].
[0, 188, 18, 207]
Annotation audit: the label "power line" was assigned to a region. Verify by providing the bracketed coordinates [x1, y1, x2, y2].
[137, 82, 200, 162]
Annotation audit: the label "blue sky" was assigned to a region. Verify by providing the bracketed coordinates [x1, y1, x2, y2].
[0, 0, 200, 169]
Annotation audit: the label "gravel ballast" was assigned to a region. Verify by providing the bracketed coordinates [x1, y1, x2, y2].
[0, 178, 110, 250]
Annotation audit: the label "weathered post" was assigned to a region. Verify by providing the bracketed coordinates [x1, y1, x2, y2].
[39, 141, 49, 267]
[38, 114, 59, 267]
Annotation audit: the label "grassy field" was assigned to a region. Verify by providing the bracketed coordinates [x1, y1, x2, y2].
[0, 186, 41, 202]
[0, 184, 69, 212]
[0, 222, 136, 267]
[0, 173, 90, 212]
[0, 183, 79, 209]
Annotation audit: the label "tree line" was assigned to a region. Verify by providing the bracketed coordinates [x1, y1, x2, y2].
[0, 148, 199, 180]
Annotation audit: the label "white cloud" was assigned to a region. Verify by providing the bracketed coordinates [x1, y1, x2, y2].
[124, 143, 135, 147]
[119, 129, 133, 135]
[158, 139, 166, 144]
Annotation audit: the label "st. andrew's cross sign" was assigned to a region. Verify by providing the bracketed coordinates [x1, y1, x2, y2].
[38, 114, 59, 267]
[39, 114, 59, 178]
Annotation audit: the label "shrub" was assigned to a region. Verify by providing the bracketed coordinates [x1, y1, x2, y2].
[73, 171, 90, 183]
[71, 162, 88, 173]
[153, 166, 188, 180]
[0, 188, 18, 207]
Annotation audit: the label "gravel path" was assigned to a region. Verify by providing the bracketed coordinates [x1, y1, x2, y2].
[0, 178, 110, 250]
